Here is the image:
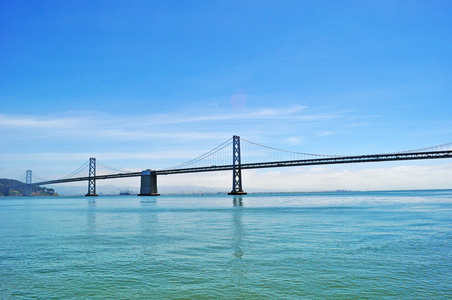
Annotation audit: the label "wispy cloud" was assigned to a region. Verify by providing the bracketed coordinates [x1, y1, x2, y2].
[1, 150, 212, 162]
[317, 131, 333, 137]
[0, 104, 327, 128]
[284, 136, 304, 145]
[122, 105, 310, 125]
[0, 105, 339, 141]
[0, 114, 82, 128]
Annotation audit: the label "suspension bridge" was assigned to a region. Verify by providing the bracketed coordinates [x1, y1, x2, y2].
[14, 135, 452, 196]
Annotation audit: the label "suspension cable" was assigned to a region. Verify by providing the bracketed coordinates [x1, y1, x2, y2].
[168, 137, 233, 169]
[17, 172, 26, 183]
[241, 138, 452, 159]
[240, 138, 340, 158]
[33, 174, 51, 182]
[397, 141, 452, 153]
[97, 162, 130, 173]
[60, 160, 89, 179]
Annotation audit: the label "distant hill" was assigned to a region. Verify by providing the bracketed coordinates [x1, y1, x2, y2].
[0, 178, 58, 197]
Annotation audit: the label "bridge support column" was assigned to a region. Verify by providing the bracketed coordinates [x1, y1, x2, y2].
[85, 158, 98, 197]
[25, 170, 32, 196]
[229, 135, 247, 195]
[138, 169, 160, 196]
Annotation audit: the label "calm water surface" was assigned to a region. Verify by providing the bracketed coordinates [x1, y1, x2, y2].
[1, 191, 451, 299]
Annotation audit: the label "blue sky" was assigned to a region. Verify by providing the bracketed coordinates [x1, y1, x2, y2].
[1, 1, 451, 191]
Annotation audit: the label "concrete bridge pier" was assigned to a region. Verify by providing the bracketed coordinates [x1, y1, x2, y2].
[138, 169, 160, 196]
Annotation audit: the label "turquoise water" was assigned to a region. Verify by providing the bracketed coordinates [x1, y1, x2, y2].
[1, 191, 451, 299]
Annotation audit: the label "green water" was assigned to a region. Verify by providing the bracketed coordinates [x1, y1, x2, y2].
[1, 191, 451, 299]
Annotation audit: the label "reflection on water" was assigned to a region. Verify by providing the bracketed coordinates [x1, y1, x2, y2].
[230, 197, 246, 285]
[86, 199, 96, 232]
[233, 197, 243, 207]
[139, 199, 158, 258]
[140, 199, 157, 205]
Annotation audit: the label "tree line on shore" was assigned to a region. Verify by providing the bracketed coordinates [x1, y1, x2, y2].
[0, 178, 58, 196]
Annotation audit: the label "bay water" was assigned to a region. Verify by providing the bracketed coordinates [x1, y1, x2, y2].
[1, 190, 451, 299]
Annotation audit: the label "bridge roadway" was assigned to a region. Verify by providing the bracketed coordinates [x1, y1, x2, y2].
[33, 150, 452, 186]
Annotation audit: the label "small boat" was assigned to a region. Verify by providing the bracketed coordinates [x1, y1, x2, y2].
[119, 189, 136, 196]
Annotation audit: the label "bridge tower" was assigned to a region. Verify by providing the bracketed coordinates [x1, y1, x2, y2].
[85, 158, 98, 196]
[228, 135, 247, 195]
[25, 170, 32, 196]
[138, 169, 160, 196]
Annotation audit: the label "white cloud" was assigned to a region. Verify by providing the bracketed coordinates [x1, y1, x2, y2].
[0, 104, 328, 131]
[0, 149, 214, 162]
[317, 131, 333, 137]
[0, 114, 81, 128]
[284, 136, 304, 145]
[115, 105, 310, 126]
[0, 105, 340, 147]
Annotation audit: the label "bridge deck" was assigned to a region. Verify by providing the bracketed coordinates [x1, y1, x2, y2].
[32, 150, 452, 186]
